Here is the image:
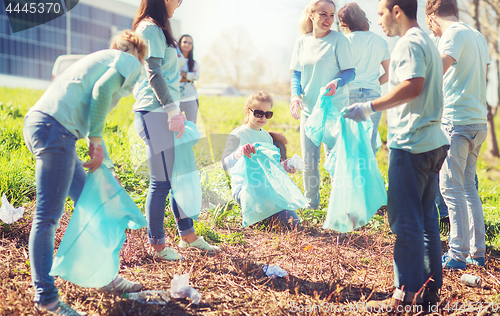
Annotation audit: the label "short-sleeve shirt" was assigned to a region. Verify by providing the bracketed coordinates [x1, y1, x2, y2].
[223, 125, 273, 196]
[27, 49, 142, 140]
[346, 31, 390, 94]
[386, 27, 448, 153]
[133, 20, 180, 112]
[290, 31, 354, 115]
[438, 22, 490, 125]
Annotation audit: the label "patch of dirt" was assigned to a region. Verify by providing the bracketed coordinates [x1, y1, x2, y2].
[1, 209, 499, 316]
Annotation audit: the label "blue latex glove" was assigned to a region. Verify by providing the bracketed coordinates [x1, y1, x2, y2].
[342, 101, 375, 122]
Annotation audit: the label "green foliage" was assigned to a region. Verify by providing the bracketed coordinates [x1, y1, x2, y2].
[1, 87, 499, 250]
[209, 201, 241, 228]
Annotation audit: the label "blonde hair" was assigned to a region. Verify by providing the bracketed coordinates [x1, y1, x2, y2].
[299, 0, 336, 34]
[110, 30, 148, 64]
[243, 91, 273, 124]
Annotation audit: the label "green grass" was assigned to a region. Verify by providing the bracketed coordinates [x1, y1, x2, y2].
[0, 87, 499, 248]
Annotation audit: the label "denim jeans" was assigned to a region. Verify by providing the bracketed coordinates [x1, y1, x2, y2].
[134, 111, 195, 243]
[23, 111, 87, 306]
[349, 88, 382, 155]
[440, 123, 487, 261]
[300, 112, 326, 210]
[179, 99, 199, 124]
[388, 146, 448, 300]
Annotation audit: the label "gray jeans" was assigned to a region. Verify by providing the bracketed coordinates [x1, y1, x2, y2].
[180, 99, 199, 123]
[440, 123, 487, 261]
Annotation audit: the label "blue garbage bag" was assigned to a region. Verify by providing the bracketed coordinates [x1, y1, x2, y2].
[50, 165, 147, 288]
[323, 116, 387, 233]
[171, 121, 202, 221]
[305, 88, 342, 149]
[230, 142, 309, 227]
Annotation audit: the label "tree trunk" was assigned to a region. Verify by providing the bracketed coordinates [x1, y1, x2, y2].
[486, 103, 499, 157]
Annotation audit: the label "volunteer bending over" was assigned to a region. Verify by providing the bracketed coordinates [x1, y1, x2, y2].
[23, 30, 147, 315]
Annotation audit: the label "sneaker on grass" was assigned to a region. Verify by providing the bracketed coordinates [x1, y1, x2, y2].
[98, 276, 142, 294]
[151, 247, 184, 261]
[179, 236, 220, 253]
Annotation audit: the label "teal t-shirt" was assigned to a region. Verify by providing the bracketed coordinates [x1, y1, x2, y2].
[346, 31, 390, 94]
[28, 49, 142, 140]
[438, 22, 490, 125]
[223, 125, 273, 197]
[386, 27, 448, 154]
[133, 20, 180, 112]
[289, 31, 354, 115]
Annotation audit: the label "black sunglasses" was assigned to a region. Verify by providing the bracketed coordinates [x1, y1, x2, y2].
[249, 108, 273, 119]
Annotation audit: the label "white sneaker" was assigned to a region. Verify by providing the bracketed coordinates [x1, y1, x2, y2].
[98, 276, 142, 294]
[151, 247, 184, 261]
[179, 236, 221, 253]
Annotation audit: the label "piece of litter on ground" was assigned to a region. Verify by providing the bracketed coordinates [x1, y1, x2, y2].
[288, 154, 305, 171]
[0, 193, 24, 224]
[170, 273, 201, 304]
[123, 290, 170, 305]
[263, 264, 289, 278]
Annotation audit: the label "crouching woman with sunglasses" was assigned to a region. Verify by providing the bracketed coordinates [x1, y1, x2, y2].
[222, 91, 301, 230]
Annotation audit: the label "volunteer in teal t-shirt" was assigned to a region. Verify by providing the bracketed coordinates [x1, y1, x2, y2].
[23, 31, 146, 315]
[426, 0, 490, 269]
[132, 0, 219, 262]
[221, 91, 302, 229]
[289, 0, 355, 209]
[338, 2, 390, 154]
[344, 0, 449, 308]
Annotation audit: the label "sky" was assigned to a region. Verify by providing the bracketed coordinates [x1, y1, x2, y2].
[118, 0, 498, 104]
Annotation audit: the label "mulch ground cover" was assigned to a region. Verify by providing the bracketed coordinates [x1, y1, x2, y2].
[1, 207, 499, 316]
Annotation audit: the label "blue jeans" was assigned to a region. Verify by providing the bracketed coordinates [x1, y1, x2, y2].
[440, 123, 487, 261]
[349, 88, 382, 155]
[23, 111, 87, 305]
[388, 146, 448, 301]
[179, 99, 199, 124]
[134, 110, 195, 243]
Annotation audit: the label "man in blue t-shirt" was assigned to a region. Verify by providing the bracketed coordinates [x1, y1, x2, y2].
[426, 0, 490, 270]
[343, 0, 449, 311]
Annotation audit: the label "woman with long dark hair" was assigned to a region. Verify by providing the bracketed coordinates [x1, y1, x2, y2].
[132, 0, 219, 262]
[338, 2, 390, 155]
[178, 34, 200, 123]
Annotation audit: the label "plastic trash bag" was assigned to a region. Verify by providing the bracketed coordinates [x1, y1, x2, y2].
[323, 116, 387, 233]
[0, 193, 24, 224]
[305, 87, 342, 149]
[50, 165, 147, 288]
[171, 272, 201, 304]
[263, 264, 289, 278]
[171, 121, 202, 221]
[230, 142, 309, 227]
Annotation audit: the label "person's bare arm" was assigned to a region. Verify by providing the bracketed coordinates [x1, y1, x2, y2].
[372, 77, 424, 112]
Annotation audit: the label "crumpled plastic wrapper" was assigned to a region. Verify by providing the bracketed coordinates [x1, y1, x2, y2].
[263, 264, 289, 278]
[0, 193, 24, 224]
[287, 154, 305, 171]
[170, 273, 201, 304]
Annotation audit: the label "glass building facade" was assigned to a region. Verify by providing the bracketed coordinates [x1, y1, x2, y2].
[0, 2, 133, 81]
